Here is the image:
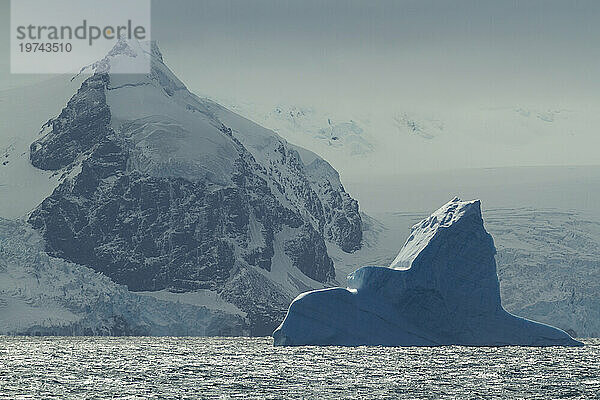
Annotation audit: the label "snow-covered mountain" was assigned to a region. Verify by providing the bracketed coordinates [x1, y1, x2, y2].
[213, 99, 600, 182]
[220, 101, 375, 160]
[0, 40, 362, 335]
[2, 40, 598, 339]
[274, 198, 581, 346]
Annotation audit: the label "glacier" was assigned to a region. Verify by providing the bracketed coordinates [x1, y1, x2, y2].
[215, 98, 600, 183]
[0, 218, 248, 335]
[273, 198, 583, 346]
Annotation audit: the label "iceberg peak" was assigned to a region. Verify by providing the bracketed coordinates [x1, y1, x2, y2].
[273, 198, 583, 347]
[390, 197, 485, 270]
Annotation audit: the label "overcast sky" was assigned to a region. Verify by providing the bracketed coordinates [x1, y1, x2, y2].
[1, 0, 599, 209]
[150, 0, 600, 110]
[2, 0, 599, 108]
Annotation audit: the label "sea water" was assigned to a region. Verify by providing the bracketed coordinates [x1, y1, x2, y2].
[0, 337, 598, 399]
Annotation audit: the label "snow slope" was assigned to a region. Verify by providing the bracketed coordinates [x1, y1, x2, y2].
[273, 198, 582, 346]
[213, 99, 600, 181]
[218, 101, 375, 162]
[0, 75, 85, 219]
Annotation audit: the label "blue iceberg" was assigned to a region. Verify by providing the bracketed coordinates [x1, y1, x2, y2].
[273, 198, 583, 346]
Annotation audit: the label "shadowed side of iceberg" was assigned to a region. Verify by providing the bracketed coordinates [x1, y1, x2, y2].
[273, 266, 582, 346]
[273, 198, 583, 346]
[273, 284, 438, 346]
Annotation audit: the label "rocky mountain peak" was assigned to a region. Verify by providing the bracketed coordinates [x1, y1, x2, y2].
[26, 40, 362, 334]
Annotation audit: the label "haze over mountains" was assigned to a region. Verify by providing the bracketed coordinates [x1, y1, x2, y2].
[211, 99, 600, 215]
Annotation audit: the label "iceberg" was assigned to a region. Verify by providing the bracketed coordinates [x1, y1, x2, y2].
[273, 198, 583, 346]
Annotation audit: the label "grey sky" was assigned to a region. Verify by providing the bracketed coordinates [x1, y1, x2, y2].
[1, 0, 599, 209]
[2, 0, 599, 108]
[147, 0, 600, 108]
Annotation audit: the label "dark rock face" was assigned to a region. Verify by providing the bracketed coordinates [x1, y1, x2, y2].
[318, 182, 362, 253]
[301, 158, 362, 253]
[27, 65, 361, 334]
[30, 74, 112, 171]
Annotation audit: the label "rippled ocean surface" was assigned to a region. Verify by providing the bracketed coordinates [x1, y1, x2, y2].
[1, 337, 599, 399]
